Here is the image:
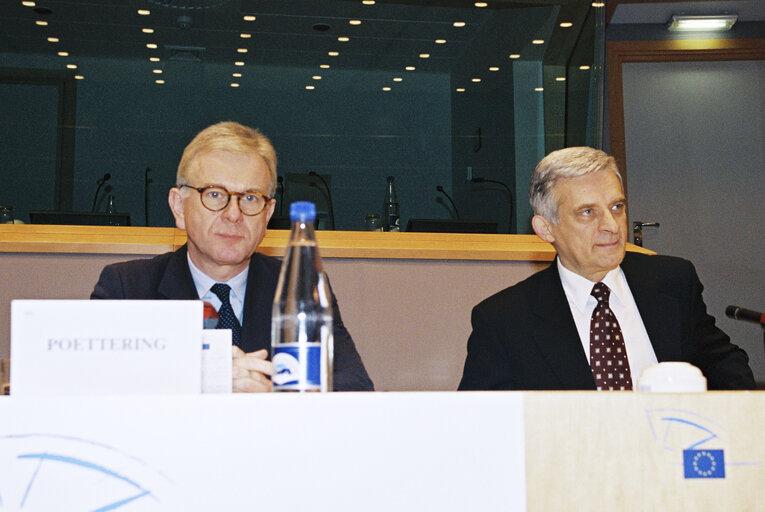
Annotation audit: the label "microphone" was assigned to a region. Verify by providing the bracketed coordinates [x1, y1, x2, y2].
[308, 171, 335, 230]
[276, 176, 284, 216]
[436, 185, 460, 220]
[471, 177, 514, 233]
[725, 305, 765, 326]
[91, 173, 111, 212]
[144, 167, 152, 226]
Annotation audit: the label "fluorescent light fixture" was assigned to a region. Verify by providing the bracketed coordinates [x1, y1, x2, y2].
[667, 14, 737, 32]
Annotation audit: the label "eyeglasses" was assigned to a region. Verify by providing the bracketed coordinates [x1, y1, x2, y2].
[179, 184, 272, 216]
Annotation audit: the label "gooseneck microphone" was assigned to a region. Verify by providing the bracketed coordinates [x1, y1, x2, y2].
[91, 173, 111, 212]
[144, 167, 152, 226]
[436, 185, 460, 220]
[471, 177, 514, 233]
[308, 171, 335, 230]
[276, 176, 285, 216]
[725, 305, 765, 327]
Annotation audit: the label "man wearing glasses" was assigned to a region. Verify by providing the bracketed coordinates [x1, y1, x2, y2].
[91, 121, 373, 392]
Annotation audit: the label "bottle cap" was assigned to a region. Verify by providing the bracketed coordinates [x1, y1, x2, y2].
[290, 201, 316, 222]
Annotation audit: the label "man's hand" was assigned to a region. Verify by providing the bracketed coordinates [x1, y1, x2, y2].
[232, 346, 274, 393]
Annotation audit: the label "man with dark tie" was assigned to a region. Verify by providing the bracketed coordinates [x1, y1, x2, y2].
[459, 146, 755, 391]
[91, 121, 373, 392]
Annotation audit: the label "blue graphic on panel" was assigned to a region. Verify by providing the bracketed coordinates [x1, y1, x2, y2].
[683, 449, 725, 478]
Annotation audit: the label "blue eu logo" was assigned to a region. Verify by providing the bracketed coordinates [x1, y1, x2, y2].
[683, 449, 725, 478]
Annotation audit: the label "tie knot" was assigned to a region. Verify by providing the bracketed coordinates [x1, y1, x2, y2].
[591, 282, 611, 303]
[210, 283, 232, 303]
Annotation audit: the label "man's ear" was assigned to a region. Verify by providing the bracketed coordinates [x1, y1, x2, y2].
[168, 187, 186, 231]
[532, 214, 555, 243]
[264, 198, 276, 225]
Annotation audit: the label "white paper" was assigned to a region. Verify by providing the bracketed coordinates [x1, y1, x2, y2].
[10, 300, 203, 396]
[201, 330, 232, 393]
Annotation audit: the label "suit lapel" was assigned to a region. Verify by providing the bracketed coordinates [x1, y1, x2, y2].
[621, 254, 682, 361]
[530, 262, 596, 389]
[240, 254, 280, 353]
[157, 245, 199, 300]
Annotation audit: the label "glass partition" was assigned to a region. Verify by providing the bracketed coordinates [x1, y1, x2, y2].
[0, 0, 604, 233]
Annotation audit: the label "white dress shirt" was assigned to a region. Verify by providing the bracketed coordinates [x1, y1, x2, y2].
[187, 254, 248, 324]
[557, 259, 658, 384]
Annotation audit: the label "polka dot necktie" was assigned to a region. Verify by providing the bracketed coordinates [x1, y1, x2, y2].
[210, 283, 242, 348]
[589, 282, 632, 391]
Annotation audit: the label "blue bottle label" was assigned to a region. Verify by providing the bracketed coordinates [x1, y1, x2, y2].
[272, 343, 321, 390]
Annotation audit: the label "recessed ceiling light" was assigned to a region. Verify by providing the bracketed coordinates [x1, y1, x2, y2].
[146, 43, 157, 49]
[555, 76, 566, 81]
[349, 19, 362, 25]
[137, 9, 150, 15]
[35, 20, 48, 26]
[235, 61, 245, 66]
[142, 28, 154, 34]
[393, 77, 403, 82]
[153, 69, 162, 74]
[74, 75, 84, 80]
[149, 57, 160, 62]
[591, 2, 604, 7]
[57, 51, 68, 56]
[306, 85, 315, 90]
[240, 33, 251, 38]
[22, 1, 36, 6]
[328, 51, 339, 56]
[560, 22, 573, 28]
[47, 37, 58, 42]
[232, 72, 242, 77]
[338, 36, 350, 42]
[475, 2, 488, 7]
[230, 83, 240, 87]
[509, 54, 521, 59]
[667, 14, 737, 31]
[472, 78, 481, 82]
[362, 0, 375, 4]
[243, 15, 256, 21]
[456, 88, 465, 92]
[435, 39, 446, 44]
[237, 48, 248, 53]
[405, 66, 415, 71]
[579, 65, 591, 70]
[382, 86, 391, 91]
[535, 87, 544, 91]
[313, 75, 322, 80]
[66, 64, 77, 69]
[453, 21, 466, 27]
[489, 66, 499, 71]
[419, 53, 430, 58]
[320, 64, 330, 69]
[155, 79, 165, 84]
[532, 39, 545, 45]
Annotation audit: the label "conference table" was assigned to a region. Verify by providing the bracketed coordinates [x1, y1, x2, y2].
[1, 391, 762, 511]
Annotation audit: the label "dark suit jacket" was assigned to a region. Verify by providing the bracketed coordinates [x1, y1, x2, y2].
[459, 252, 755, 391]
[91, 245, 374, 391]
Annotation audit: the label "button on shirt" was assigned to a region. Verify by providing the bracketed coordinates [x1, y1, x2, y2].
[187, 255, 247, 325]
[557, 258, 658, 384]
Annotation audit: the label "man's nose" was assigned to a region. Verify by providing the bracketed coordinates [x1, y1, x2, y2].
[221, 196, 244, 221]
[600, 210, 619, 232]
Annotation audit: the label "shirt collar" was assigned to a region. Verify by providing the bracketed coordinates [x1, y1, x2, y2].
[557, 258, 628, 314]
[187, 254, 249, 302]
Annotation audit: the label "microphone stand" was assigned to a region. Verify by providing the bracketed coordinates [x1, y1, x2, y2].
[436, 185, 460, 220]
[144, 167, 152, 226]
[471, 177, 514, 233]
[91, 173, 111, 212]
[308, 172, 335, 230]
[277, 176, 284, 216]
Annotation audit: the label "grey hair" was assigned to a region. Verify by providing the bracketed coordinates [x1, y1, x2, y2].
[529, 146, 623, 222]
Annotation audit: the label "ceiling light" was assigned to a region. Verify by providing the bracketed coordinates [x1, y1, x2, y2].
[456, 88, 465, 92]
[35, 20, 48, 26]
[153, 69, 163, 74]
[667, 14, 737, 32]
[475, 2, 488, 7]
[591, 2, 605, 7]
[230, 83, 240, 88]
[240, 33, 251, 38]
[74, 75, 84, 80]
[405, 66, 415, 71]
[142, 28, 154, 34]
[320, 64, 330, 69]
[22, 1, 36, 6]
[509, 54, 520, 59]
[312, 75, 322, 80]
[328, 51, 339, 56]
[47, 37, 58, 42]
[393, 77, 403, 82]
[232, 72, 242, 77]
[453, 21, 466, 27]
[532, 39, 544, 45]
[362, 0, 375, 4]
[579, 65, 591, 70]
[338, 36, 350, 42]
[235, 61, 245, 66]
[66, 64, 77, 69]
[419, 53, 430, 58]
[237, 48, 247, 53]
[150, 57, 160, 62]
[560, 22, 573, 28]
[471, 78, 481, 82]
[382, 87, 391, 91]
[489, 66, 499, 71]
[535, 87, 544, 91]
[137, 9, 150, 15]
[435, 39, 446, 44]
[155, 79, 165, 84]
[243, 15, 256, 21]
[349, 19, 362, 25]
[306, 85, 315, 90]
[146, 43, 158, 49]
[57, 51, 68, 56]
[555, 76, 566, 81]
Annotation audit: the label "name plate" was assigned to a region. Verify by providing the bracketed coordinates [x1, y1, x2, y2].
[10, 300, 203, 396]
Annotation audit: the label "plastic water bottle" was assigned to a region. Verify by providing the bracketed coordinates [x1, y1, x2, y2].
[271, 201, 333, 392]
[383, 176, 400, 231]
